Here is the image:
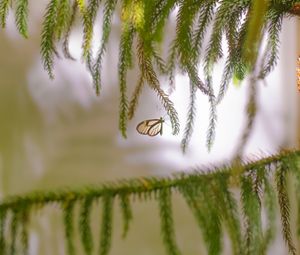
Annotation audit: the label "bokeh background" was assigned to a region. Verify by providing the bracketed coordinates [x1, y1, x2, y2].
[0, 2, 299, 254]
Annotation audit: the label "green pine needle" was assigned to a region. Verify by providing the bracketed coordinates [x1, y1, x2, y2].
[118, 22, 134, 138]
[159, 188, 181, 255]
[79, 197, 94, 255]
[63, 199, 76, 255]
[241, 173, 263, 255]
[10, 210, 19, 255]
[276, 163, 296, 255]
[15, 0, 29, 38]
[119, 194, 132, 238]
[41, 0, 59, 79]
[93, 0, 118, 95]
[260, 170, 277, 255]
[54, 0, 71, 40]
[62, 0, 77, 60]
[181, 82, 197, 153]
[99, 195, 113, 255]
[0, 0, 10, 28]
[0, 209, 7, 255]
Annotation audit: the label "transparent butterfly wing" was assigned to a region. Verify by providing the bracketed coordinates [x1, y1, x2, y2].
[148, 122, 163, 136]
[136, 118, 163, 136]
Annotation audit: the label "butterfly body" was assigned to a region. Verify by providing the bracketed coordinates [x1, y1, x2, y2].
[136, 117, 164, 136]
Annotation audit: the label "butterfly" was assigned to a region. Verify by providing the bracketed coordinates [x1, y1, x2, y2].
[136, 117, 164, 136]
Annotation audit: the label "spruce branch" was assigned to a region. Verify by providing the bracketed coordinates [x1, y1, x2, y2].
[276, 162, 296, 255]
[0, 209, 7, 255]
[82, 0, 99, 59]
[62, 0, 77, 60]
[119, 194, 132, 238]
[288, 154, 300, 237]
[93, 0, 118, 95]
[180, 181, 222, 255]
[192, 0, 217, 60]
[260, 169, 277, 255]
[181, 82, 197, 153]
[62, 199, 76, 255]
[15, 0, 29, 38]
[10, 210, 19, 255]
[79, 197, 94, 255]
[214, 174, 243, 255]
[145, 0, 176, 43]
[54, 0, 71, 40]
[216, 4, 247, 104]
[128, 71, 144, 120]
[0, 0, 10, 28]
[75, 0, 85, 14]
[99, 195, 113, 255]
[259, 9, 283, 79]
[159, 188, 181, 255]
[41, 0, 59, 79]
[0, 150, 299, 210]
[81, 0, 101, 76]
[19, 208, 29, 255]
[232, 10, 249, 82]
[175, 0, 201, 66]
[241, 173, 263, 255]
[118, 22, 135, 138]
[0, 151, 298, 254]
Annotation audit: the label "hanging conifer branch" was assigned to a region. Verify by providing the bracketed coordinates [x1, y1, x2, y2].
[181, 82, 197, 153]
[62, 0, 77, 60]
[79, 197, 94, 255]
[119, 194, 132, 238]
[0, 0, 10, 28]
[62, 199, 76, 255]
[276, 162, 297, 255]
[158, 188, 181, 255]
[40, 0, 59, 79]
[1, 0, 298, 150]
[15, 0, 29, 38]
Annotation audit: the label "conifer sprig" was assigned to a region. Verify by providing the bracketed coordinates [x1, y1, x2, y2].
[0, 0, 10, 28]
[62, 199, 76, 255]
[276, 162, 296, 255]
[54, 0, 71, 40]
[0, 150, 298, 255]
[99, 195, 114, 255]
[119, 194, 132, 238]
[2, 0, 298, 150]
[181, 82, 197, 153]
[79, 197, 94, 255]
[259, 9, 283, 79]
[159, 188, 181, 255]
[41, 0, 59, 79]
[118, 23, 134, 138]
[93, 0, 118, 95]
[241, 173, 263, 255]
[15, 0, 29, 38]
[63, 0, 77, 60]
[0, 209, 7, 255]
